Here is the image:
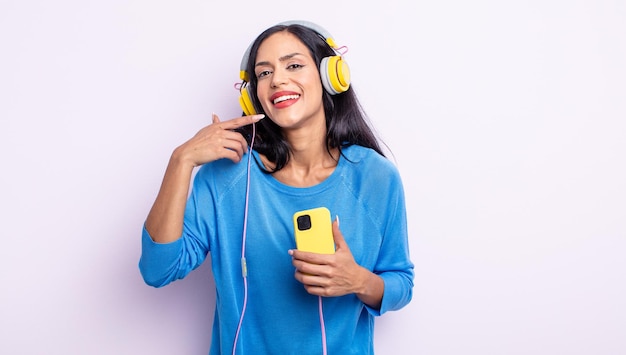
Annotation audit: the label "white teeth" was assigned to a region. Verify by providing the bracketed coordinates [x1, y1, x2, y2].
[273, 94, 299, 104]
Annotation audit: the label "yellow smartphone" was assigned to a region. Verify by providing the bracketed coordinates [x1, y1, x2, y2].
[293, 207, 335, 254]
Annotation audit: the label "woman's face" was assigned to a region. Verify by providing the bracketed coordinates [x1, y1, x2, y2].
[254, 31, 325, 130]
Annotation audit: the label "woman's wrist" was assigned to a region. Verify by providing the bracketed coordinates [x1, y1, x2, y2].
[355, 267, 384, 309]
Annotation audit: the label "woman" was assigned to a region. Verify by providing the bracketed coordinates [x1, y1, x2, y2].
[139, 20, 414, 354]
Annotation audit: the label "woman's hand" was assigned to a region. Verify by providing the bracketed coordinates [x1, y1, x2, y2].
[174, 113, 264, 168]
[289, 218, 385, 308]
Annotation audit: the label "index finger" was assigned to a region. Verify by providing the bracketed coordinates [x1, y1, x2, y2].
[221, 114, 265, 130]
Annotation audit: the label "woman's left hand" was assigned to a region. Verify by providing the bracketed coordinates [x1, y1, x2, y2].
[290, 218, 369, 298]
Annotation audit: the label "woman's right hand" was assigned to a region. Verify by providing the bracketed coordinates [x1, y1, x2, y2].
[173, 113, 264, 167]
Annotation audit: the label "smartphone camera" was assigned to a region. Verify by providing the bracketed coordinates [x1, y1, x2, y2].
[296, 214, 312, 231]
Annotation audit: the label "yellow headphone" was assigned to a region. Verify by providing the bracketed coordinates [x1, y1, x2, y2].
[238, 20, 351, 116]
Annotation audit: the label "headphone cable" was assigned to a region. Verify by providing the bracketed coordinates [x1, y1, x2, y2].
[319, 295, 328, 355]
[231, 122, 327, 355]
[232, 122, 255, 355]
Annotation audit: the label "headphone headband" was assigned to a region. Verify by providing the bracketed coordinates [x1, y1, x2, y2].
[239, 20, 340, 82]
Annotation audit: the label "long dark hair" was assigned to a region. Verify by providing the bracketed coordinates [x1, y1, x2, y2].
[236, 23, 385, 172]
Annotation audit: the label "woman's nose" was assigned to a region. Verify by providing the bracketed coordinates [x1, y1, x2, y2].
[270, 68, 288, 88]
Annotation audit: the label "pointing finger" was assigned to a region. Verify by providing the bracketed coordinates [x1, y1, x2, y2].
[222, 114, 265, 130]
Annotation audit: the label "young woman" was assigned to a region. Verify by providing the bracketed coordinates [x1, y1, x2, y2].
[139, 20, 414, 354]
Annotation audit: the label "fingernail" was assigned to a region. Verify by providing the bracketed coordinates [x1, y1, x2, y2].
[252, 114, 265, 121]
[335, 215, 340, 227]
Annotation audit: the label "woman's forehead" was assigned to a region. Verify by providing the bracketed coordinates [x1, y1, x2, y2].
[255, 32, 309, 61]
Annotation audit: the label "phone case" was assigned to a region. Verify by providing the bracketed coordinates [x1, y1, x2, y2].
[293, 207, 335, 254]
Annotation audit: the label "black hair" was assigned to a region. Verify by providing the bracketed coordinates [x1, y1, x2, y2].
[236, 23, 385, 172]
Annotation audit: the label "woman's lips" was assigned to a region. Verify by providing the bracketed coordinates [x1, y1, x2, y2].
[270, 91, 300, 108]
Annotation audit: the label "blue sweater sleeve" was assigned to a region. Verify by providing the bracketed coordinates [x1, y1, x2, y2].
[361, 156, 414, 316]
[138, 167, 214, 288]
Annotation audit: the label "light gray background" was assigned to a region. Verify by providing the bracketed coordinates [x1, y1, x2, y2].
[1, 0, 624, 354]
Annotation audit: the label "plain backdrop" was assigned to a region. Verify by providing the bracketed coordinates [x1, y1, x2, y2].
[1, 0, 625, 354]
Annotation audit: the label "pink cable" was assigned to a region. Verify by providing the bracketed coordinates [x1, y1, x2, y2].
[232, 122, 255, 355]
[318, 295, 328, 355]
[232, 122, 327, 354]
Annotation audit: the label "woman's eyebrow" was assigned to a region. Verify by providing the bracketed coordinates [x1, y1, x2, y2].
[255, 52, 304, 68]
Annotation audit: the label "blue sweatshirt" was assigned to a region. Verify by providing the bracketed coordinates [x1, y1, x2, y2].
[139, 145, 414, 354]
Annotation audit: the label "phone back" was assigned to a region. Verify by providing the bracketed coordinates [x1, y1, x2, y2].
[293, 207, 335, 254]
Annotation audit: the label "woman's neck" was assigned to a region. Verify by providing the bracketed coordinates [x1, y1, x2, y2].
[261, 143, 339, 187]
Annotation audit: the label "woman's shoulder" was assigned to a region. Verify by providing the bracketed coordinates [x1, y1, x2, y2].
[193, 155, 249, 192]
[339, 145, 406, 222]
[340, 145, 404, 192]
[342, 145, 400, 175]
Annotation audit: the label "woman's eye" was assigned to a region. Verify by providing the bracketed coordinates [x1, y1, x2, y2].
[256, 70, 271, 79]
[287, 63, 303, 70]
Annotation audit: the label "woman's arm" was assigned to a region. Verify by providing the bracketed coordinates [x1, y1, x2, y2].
[144, 114, 263, 243]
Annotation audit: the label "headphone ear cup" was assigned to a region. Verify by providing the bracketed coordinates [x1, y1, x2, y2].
[320, 55, 351, 95]
[239, 84, 257, 116]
